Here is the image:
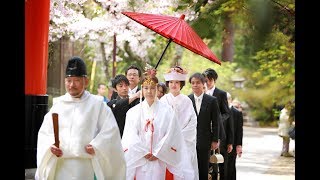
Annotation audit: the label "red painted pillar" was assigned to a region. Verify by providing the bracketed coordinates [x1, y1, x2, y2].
[25, 0, 50, 94]
[25, 0, 50, 169]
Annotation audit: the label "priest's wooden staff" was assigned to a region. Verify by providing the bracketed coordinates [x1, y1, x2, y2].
[52, 113, 60, 148]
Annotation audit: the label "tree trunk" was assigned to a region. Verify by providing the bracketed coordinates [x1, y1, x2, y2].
[171, 45, 183, 67]
[221, 13, 234, 62]
[47, 36, 74, 97]
[100, 42, 110, 80]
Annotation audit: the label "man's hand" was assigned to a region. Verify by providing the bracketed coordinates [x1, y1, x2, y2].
[217, 139, 220, 148]
[147, 68, 157, 77]
[129, 90, 141, 104]
[236, 145, 242, 158]
[144, 153, 158, 161]
[50, 145, 63, 157]
[144, 153, 152, 159]
[227, 144, 233, 153]
[211, 141, 218, 150]
[85, 144, 95, 155]
[135, 90, 141, 99]
[149, 155, 158, 161]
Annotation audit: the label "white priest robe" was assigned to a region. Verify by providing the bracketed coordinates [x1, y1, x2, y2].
[122, 100, 192, 180]
[160, 93, 199, 180]
[35, 91, 126, 180]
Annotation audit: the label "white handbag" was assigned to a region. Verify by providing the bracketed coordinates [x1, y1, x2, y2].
[210, 149, 224, 163]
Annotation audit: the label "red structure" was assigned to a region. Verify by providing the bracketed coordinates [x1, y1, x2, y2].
[25, 0, 50, 168]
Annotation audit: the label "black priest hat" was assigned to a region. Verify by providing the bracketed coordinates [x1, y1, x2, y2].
[65, 56, 87, 77]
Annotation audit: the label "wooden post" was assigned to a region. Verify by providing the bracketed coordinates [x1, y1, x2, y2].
[90, 60, 97, 92]
[112, 33, 117, 77]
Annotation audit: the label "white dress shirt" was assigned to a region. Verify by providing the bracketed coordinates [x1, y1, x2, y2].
[128, 86, 138, 97]
[194, 93, 204, 114]
[206, 86, 216, 96]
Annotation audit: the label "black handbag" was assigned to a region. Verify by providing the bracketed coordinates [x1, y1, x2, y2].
[288, 126, 295, 140]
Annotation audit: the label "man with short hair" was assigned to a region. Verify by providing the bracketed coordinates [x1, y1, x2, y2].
[107, 74, 141, 138]
[203, 68, 233, 180]
[188, 72, 220, 180]
[226, 92, 243, 180]
[35, 56, 126, 180]
[97, 83, 109, 103]
[110, 65, 142, 100]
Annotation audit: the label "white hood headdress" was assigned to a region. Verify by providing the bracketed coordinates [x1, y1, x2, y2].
[163, 66, 188, 81]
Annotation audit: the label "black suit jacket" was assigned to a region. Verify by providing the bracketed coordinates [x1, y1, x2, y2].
[230, 106, 243, 147]
[107, 95, 140, 137]
[212, 88, 230, 122]
[189, 93, 220, 149]
[210, 88, 233, 144]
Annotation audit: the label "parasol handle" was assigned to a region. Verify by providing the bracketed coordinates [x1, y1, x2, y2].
[155, 39, 173, 69]
[52, 113, 60, 148]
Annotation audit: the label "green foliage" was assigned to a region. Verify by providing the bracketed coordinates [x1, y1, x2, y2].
[211, 0, 244, 15]
[151, 42, 237, 96]
[147, 36, 176, 68]
[92, 61, 109, 94]
[247, 0, 274, 47]
[116, 41, 145, 75]
[180, 50, 237, 95]
[239, 31, 295, 121]
[195, 0, 295, 123]
[252, 32, 295, 88]
[269, 0, 295, 41]
[190, 15, 221, 41]
[71, 39, 105, 94]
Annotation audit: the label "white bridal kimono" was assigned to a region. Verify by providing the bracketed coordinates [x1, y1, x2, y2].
[35, 91, 126, 180]
[122, 100, 192, 180]
[160, 93, 199, 180]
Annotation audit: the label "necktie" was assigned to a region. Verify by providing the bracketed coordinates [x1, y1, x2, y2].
[196, 98, 201, 114]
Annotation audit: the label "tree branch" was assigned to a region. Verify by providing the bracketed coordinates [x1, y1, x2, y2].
[270, 0, 295, 17]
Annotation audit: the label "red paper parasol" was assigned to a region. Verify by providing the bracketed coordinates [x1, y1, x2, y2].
[122, 11, 221, 68]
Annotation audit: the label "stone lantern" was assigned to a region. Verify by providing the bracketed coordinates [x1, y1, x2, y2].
[232, 76, 246, 88]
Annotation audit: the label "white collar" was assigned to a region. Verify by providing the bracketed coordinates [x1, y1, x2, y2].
[194, 92, 204, 101]
[129, 86, 138, 94]
[206, 85, 215, 95]
[64, 90, 90, 102]
[142, 100, 158, 117]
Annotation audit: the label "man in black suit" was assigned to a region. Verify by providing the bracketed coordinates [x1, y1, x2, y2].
[203, 68, 233, 180]
[188, 73, 220, 180]
[107, 74, 141, 138]
[226, 92, 243, 180]
[110, 65, 142, 100]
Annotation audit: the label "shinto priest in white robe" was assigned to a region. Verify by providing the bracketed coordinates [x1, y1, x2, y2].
[160, 93, 199, 180]
[122, 99, 194, 180]
[35, 91, 126, 180]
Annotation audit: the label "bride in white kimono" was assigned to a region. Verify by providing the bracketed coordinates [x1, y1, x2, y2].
[160, 66, 199, 180]
[121, 74, 194, 180]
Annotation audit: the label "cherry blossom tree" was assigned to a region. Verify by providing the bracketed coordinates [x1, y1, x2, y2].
[49, 0, 197, 61]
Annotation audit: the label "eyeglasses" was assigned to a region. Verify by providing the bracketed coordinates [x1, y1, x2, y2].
[127, 73, 139, 77]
